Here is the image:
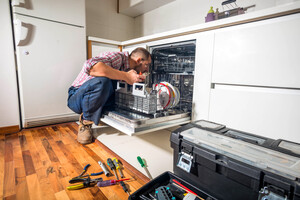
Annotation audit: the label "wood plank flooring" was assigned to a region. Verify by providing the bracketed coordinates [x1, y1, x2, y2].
[0, 122, 149, 200]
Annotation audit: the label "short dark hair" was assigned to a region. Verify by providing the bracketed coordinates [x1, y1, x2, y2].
[130, 47, 151, 60]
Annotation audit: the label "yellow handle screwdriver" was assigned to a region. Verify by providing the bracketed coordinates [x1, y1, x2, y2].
[113, 158, 124, 178]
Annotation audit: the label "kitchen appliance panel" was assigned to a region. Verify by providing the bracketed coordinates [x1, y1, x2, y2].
[14, 14, 86, 127]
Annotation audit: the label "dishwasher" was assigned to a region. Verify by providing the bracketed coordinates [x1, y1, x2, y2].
[101, 40, 196, 135]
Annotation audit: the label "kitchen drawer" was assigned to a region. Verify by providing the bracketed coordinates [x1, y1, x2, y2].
[212, 13, 300, 89]
[208, 84, 300, 143]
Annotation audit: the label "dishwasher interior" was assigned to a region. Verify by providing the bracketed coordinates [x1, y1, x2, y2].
[101, 40, 196, 135]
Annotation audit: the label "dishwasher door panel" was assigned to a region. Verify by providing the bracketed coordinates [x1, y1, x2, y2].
[101, 109, 190, 136]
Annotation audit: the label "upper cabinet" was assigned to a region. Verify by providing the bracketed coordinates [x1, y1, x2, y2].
[12, 0, 85, 26]
[212, 13, 300, 89]
[118, 0, 176, 17]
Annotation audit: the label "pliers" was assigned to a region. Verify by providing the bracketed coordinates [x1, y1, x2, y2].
[71, 164, 103, 179]
[67, 164, 104, 190]
[67, 176, 103, 190]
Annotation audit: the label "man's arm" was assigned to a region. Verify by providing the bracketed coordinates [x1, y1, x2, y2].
[89, 62, 145, 85]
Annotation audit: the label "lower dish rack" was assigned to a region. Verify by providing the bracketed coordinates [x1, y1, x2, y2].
[115, 91, 157, 114]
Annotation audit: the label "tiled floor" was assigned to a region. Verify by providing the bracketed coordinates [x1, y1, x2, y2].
[92, 125, 180, 179]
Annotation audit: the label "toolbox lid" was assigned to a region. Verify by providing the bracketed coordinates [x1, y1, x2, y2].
[180, 127, 300, 180]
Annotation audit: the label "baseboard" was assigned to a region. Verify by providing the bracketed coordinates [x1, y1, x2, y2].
[24, 113, 79, 128]
[0, 125, 20, 135]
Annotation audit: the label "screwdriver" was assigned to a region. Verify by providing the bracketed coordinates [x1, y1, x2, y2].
[107, 158, 119, 180]
[120, 181, 130, 196]
[96, 178, 130, 187]
[113, 158, 124, 178]
[137, 156, 153, 180]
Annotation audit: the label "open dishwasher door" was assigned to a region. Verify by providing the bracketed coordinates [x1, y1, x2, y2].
[101, 40, 196, 135]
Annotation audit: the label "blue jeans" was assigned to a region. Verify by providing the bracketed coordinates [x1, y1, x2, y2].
[67, 77, 116, 125]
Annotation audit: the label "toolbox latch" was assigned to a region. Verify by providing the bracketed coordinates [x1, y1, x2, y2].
[258, 186, 287, 200]
[177, 152, 193, 173]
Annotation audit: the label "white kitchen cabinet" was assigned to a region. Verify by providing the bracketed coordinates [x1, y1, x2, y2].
[207, 13, 300, 142]
[212, 13, 300, 89]
[0, 0, 20, 130]
[88, 37, 121, 58]
[15, 14, 86, 127]
[91, 43, 121, 57]
[192, 31, 215, 121]
[12, 0, 85, 27]
[209, 85, 300, 143]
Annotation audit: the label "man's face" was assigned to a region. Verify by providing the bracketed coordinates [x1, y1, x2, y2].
[134, 56, 151, 74]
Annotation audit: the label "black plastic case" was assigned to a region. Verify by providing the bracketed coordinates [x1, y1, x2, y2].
[130, 120, 300, 200]
[129, 171, 213, 200]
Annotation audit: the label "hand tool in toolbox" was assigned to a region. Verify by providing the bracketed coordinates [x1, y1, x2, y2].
[67, 176, 103, 190]
[107, 158, 119, 179]
[113, 157, 124, 178]
[70, 164, 103, 179]
[96, 178, 130, 187]
[98, 160, 111, 176]
[155, 186, 175, 200]
[137, 156, 153, 180]
[172, 179, 204, 200]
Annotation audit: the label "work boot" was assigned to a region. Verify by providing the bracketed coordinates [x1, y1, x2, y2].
[77, 114, 94, 144]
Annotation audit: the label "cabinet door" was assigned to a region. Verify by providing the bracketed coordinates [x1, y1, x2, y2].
[91, 42, 121, 57]
[212, 13, 300, 88]
[12, 0, 85, 26]
[14, 14, 86, 127]
[209, 85, 300, 143]
[192, 32, 215, 121]
[0, 0, 20, 128]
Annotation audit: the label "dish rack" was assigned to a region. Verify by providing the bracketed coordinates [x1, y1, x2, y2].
[115, 82, 159, 115]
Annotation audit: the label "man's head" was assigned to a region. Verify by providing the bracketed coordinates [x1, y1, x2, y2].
[129, 47, 151, 73]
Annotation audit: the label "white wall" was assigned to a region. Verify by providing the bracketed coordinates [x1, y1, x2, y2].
[0, 0, 20, 127]
[134, 0, 299, 37]
[86, 0, 135, 41]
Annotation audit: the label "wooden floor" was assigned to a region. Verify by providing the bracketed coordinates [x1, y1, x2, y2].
[0, 122, 149, 200]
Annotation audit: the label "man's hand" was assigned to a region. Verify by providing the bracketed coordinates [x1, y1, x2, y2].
[125, 70, 145, 85]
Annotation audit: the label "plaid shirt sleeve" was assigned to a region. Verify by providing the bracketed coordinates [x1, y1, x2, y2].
[71, 51, 129, 88]
[85, 52, 129, 74]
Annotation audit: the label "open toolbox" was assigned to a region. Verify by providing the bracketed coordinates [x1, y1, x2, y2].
[129, 120, 300, 200]
[129, 171, 212, 200]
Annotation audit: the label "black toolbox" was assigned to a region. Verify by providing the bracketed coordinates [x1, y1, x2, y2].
[129, 120, 300, 200]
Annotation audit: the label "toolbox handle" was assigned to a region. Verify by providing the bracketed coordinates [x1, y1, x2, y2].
[215, 155, 228, 165]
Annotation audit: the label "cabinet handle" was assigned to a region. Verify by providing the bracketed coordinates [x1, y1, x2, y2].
[14, 18, 22, 46]
[11, 0, 20, 6]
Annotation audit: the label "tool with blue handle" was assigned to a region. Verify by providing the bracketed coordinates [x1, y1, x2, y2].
[71, 164, 103, 179]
